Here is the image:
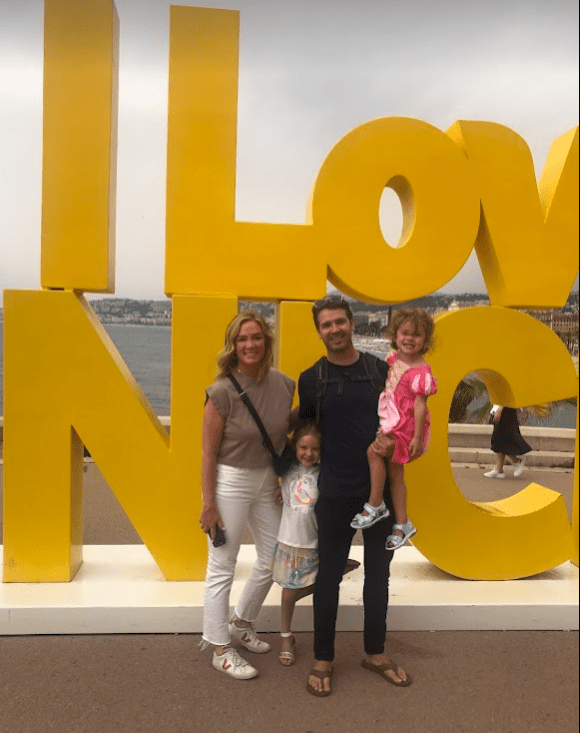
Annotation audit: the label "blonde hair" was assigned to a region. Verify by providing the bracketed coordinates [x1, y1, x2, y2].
[215, 310, 274, 380]
[388, 307, 435, 355]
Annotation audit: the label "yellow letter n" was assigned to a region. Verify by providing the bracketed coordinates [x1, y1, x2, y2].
[3, 1, 237, 582]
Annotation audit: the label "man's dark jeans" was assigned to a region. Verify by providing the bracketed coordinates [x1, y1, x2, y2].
[313, 495, 394, 661]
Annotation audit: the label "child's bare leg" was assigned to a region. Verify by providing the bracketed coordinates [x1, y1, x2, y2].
[388, 461, 408, 534]
[361, 432, 395, 517]
[280, 586, 313, 657]
[367, 447, 387, 508]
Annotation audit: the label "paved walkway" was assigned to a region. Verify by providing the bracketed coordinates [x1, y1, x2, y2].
[0, 463, 578, 733]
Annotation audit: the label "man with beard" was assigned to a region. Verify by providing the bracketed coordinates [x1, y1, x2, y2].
[299, 295, 412, 696]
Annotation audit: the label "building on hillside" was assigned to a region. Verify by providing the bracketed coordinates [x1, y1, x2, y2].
[522, 309, 579, 333]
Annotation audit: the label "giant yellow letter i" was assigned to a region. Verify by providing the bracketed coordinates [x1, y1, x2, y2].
[2, 0, 579, 582]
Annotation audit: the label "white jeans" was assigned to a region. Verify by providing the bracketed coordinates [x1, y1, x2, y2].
[202, 463, 282, 647]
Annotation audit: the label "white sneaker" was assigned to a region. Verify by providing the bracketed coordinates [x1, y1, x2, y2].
[484, 469, 505, 479]
[513, 457, 526, 477]
[229, 619, 271, 653]
[212, 646, 258, 679]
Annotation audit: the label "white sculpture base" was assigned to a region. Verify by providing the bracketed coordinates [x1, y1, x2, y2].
[0, 545, 577, 635]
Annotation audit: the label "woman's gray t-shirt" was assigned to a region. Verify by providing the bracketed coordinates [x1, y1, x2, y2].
[206, 368, 295, 468]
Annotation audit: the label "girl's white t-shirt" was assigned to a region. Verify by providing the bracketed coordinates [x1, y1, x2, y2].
[277, 464, 319, 549]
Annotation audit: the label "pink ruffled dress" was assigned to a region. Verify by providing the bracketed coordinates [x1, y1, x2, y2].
[377, 351, 438, 465]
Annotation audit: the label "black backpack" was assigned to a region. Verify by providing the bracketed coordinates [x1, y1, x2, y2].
[313, 352, 386, 425]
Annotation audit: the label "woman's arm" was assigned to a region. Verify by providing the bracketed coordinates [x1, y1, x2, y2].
[408, 394, 428, 459]
[199, 397, 225, 542]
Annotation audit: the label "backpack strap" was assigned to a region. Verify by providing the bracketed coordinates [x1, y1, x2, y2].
[361, 351, 386, 394]
[314, 356, 327, 426]
[313, 352, 385, 425]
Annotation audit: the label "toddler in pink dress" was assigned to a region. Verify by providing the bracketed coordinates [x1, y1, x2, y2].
[351, 308, 437, 550]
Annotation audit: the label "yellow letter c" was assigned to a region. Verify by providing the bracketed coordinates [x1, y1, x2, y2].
[406, 307, 577, 580]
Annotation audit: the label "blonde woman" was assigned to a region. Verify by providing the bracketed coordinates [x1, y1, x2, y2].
[199, 311, 295, 679]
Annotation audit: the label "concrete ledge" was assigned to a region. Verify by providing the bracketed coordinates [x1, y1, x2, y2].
[1, 545, 577, 635]
[449, 446, 576, 468]
[448, 423, 576, 453]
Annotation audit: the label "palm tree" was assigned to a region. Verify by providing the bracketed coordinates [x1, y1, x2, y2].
[450, 375, 576, 425]
[449, 375, 488, 423]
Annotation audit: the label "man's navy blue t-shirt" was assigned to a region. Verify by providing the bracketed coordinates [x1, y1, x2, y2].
[298, 353, 389, 500]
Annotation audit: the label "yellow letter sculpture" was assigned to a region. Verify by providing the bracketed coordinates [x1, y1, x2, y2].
[41, 0, 119, 293]
[447, 121, 578, 308]
[2, 2, 578, 582]
[165, 8, 482, 304]
[3, 290, 238, 580]
[406, 307, 577, 579]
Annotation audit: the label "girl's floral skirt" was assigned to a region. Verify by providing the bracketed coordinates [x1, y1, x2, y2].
[271, 542, 319, 589]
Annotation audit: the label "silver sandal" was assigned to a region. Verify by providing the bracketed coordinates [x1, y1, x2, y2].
[350, 501, 390, 529]
[278, 634, 296, 666]
[386, 520, 417, 550]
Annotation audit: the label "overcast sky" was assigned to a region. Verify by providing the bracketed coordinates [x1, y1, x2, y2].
[1, 0, 578, 301]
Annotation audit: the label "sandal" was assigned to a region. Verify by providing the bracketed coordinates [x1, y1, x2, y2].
[361, 659, 412, 687]
[350, 501, 390, 530]
[306, 666, 333, 697]
[278, 634, 296, 666]
[386, 520, 417, 550]
[344, 558, 361, 574]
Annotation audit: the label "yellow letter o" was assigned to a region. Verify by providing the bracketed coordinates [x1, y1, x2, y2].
[309, 117, 480, 303]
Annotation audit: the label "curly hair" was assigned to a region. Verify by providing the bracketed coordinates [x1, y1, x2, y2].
[215, 310, 275, 380]
[387, 307, 436, 355]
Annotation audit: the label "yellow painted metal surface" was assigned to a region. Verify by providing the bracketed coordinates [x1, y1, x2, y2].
[2, 290, 236, 581]
[572, 400, 579, 567]
[277, 301, 325, 398]
[447, 121, 579, 309]
[406, 307, 577, 579]
[41, 0, 118, 292]
[2, 3, 578, 582]
[165, 8, 481, 303]
[165, 6, 322, 301]
[310, 117, 480, 303]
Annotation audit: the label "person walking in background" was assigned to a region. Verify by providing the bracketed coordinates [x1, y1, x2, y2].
[484, 405, 532, 479]
[198, 311, 294, 679]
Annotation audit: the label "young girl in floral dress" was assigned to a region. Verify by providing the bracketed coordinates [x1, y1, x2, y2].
[272, 421, 359, 664]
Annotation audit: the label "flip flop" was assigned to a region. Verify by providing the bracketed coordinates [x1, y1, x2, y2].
[361, 659, 412, 687]
[306, 666, 333, 697]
